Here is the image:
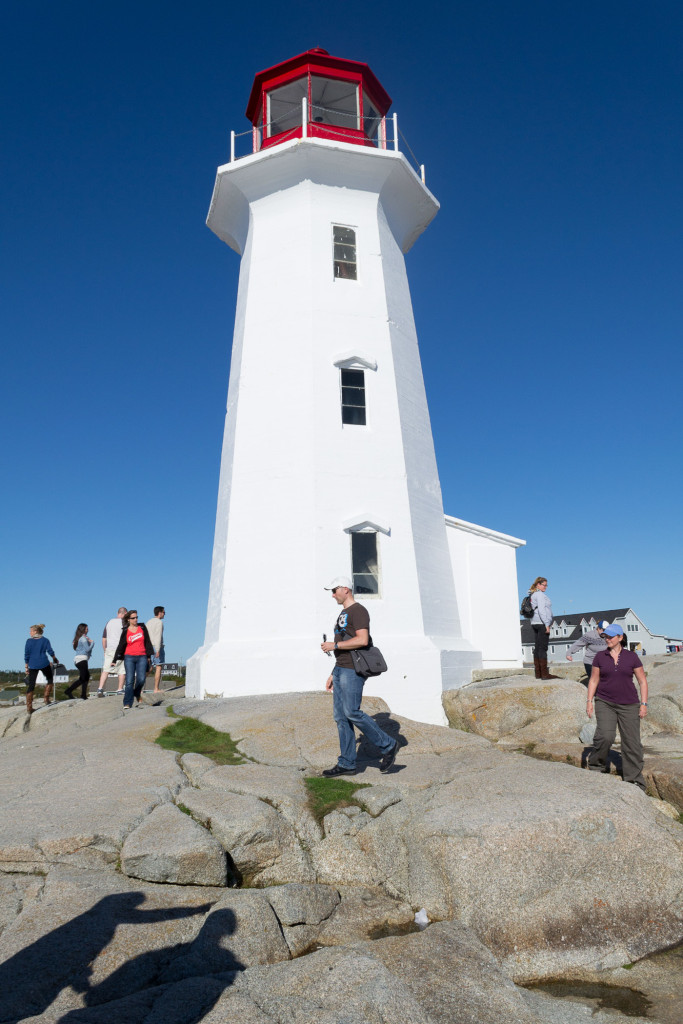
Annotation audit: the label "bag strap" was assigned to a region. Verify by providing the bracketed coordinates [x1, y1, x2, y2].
[340, 627, 372, 650]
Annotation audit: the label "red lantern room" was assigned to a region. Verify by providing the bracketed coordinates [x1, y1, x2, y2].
[245, 48, 392, 151]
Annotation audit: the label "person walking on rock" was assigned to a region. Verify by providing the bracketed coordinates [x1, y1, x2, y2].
[528, 576, 559, 679]
[65, 624, 94, 700]
[320, 576, 398, 776]
[112, 610, 154, 709]
[586, 624, 648, 791]
[566, 619, 609, 685]
[146, 606, 166, 693]
[97, 607, 128, 697]
[24, 624, 59, 714]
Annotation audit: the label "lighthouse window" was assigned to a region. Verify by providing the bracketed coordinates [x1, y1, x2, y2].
[333, 226, 357, 280]
[340, 368, 366, 425]
[362, 91, 381, 141]
[310, 76, 359, 132]
[266, 77, 308, 137]
[351, 532, 380, 596]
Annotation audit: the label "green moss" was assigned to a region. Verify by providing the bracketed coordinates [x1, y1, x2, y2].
[305, 776, 371, 823]
[177, 803, 193, 816]
[166, 705, 181, 718]
[155, 716, 244, 765]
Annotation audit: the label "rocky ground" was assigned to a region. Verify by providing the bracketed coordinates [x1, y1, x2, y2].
[0, 672, 682, 1024]
[444, 654, 683, 813]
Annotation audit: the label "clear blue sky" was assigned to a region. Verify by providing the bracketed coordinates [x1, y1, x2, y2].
[3, 0, 681, 668]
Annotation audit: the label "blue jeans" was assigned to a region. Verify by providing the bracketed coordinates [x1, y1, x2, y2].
[124, 655, 147, 706]
[332, 665, 394, 769]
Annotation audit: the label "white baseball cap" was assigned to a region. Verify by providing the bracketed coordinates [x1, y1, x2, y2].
[324, 576, 353, 591]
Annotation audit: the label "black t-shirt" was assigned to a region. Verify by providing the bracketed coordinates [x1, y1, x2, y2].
[333, 602, 370, 669]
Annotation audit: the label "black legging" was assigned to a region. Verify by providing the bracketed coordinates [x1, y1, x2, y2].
[66, 661, 90, 699]
[532, 623, 549, 659]
[27, 664, 53, 693]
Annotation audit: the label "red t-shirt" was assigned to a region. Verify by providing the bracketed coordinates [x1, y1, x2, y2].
[125, 628, 147, 656]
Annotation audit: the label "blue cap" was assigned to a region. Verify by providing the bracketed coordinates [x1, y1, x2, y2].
[602, 624, 624, 637]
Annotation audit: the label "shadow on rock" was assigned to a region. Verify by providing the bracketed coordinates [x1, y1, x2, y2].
[0, 892, 212, 1023]
[356, 712, 403, 768]
[580, 745, 622, 773]
[57, 909, 244, 1024]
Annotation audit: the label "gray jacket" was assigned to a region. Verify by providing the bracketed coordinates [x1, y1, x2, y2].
[567, 628, 607, 665]
[531, 590, 553, 628]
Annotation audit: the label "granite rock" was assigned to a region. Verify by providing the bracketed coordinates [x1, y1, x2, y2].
[121, 804, 228, 886]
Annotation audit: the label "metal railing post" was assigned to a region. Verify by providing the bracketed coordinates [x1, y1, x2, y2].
[420, 164, 425, 184]
[230, 131, 235, 163]
[302, 97, 308, 138]
[393, 113, 399, 151]
[380, 117, 386, 150]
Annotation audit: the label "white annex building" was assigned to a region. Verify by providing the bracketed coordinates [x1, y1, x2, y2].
[187, 49, 524, 724]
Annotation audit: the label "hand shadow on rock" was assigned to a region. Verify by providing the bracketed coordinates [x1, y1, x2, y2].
[57, 909, 244, 1024]
[0, 891, 211, 1024]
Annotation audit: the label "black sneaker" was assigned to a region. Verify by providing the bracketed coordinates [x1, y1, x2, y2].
[321, 764, 356, 777]
[379, 741, 399, 773]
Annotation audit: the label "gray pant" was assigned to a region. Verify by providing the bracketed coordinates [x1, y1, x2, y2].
[588, 699, 645, 791]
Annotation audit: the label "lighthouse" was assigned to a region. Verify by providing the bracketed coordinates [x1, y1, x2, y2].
[186, 48, 498, 725]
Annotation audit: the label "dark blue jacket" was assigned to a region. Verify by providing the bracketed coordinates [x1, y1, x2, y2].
[25, 636, 56, 669]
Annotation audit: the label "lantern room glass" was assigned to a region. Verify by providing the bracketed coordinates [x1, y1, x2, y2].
[310, 76, 359, 131]
[266, 76, 307, 137]
[362, 91, 381, 140]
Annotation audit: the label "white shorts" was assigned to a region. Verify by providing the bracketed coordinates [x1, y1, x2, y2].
[102, 648, 125, 675]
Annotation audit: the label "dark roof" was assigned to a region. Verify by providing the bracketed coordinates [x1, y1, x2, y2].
[520, 609, 631, 646]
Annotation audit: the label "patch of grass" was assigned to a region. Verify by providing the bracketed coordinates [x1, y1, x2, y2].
[305, 776, 371, 823]
[155, 716, 244, 765]
[621, 963, 634, 970]
[177, 803, 193, 816]
[166, 705, 180, 718]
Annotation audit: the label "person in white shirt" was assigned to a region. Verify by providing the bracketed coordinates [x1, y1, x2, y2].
[146, 606, 166, 693]
[97, 607, 127, 697]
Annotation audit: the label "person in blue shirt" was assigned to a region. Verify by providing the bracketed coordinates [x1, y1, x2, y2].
[24, 624, 59, 714]
[65, 623, 95, 700]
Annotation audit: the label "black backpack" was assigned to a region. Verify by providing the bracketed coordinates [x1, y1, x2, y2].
[520, 595, 534, 619]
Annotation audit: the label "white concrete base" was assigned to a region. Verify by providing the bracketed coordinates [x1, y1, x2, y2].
[186, 634, 481, 727]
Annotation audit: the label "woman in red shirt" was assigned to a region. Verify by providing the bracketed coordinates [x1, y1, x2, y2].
[113, 611, 154, 709]
[586, 624, 648, 790]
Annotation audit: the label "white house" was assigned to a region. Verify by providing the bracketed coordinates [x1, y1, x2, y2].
[521, 608, 682, 663]
[187, 48, 524, 725]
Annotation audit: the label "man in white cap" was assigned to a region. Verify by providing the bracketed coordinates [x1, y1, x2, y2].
[566, 619, 610, 685]
[320, 576, 398, 776]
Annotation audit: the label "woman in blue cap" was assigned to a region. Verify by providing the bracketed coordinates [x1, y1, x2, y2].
[585, 624, 648, 790]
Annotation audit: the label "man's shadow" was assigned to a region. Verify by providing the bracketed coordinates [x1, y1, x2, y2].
[57, 908, 244, 1024]
[0, 892, 244, 1024]
[355, 712, 405, 774]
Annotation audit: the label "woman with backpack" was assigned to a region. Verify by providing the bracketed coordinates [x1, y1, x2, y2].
[527, 577, 558, 680]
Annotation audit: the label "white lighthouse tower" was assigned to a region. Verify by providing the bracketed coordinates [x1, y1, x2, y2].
[187, 48, 484, 724]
